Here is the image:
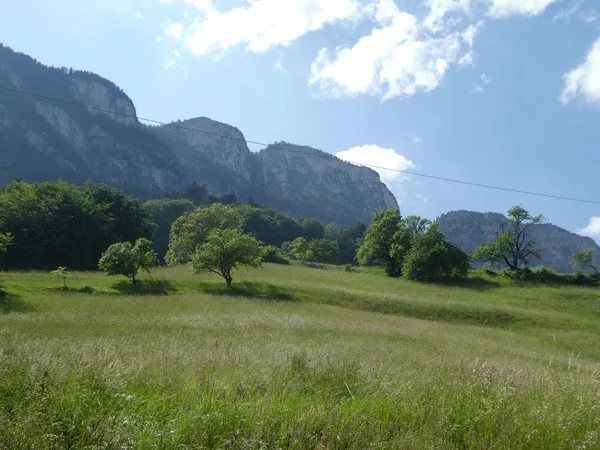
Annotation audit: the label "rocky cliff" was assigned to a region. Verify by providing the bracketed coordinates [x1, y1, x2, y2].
[0, 44, 398, 225]
[437, 210, 600, 273]
[256, 143, 399, 225]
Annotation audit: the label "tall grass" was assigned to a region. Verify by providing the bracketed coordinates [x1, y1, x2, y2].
[0, 264, 599, 448]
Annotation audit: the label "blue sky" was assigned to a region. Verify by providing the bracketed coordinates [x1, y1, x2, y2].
[1, 0, 600, 239]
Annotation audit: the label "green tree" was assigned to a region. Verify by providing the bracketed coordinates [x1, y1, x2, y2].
[51, 266, 70, 290]
[357, 209, 403, 276]
[143, 199, 195, 261]
[191, 229, 264, 287]
[166, 204, 243, 265]
[99, 238, 159, 284]
[402, 224, 470, 282]
[473, 206, 543, 271]
[309, 239, 340, 264]
[297, 218, 325, 241]
[262, 245, 291, 265]
[401, 216, 432, 237]
[0, 181, 154, 270]
[570, 248, 599, 273]
[0, 233, 12, 255]
[290, 237, 312, 262]
[324, 222, 343, 241]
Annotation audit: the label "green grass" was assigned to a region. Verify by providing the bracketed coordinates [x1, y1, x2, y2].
[1, 264, 600, 449]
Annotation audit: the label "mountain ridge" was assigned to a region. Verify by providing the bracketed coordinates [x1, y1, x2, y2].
[0, 43, 398, 226]
[437, 210, 600, 273]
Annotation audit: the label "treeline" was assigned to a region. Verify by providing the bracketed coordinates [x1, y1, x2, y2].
[1, 181, 597, 288]
[0, 181, 154, 270]
[143, 182, 366, 265]
[0, 181, 365, 270]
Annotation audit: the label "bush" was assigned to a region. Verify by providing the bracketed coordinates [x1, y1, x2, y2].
[503, 266, 599, 287]
[99, 238, 159, 284]
[402, 225, 470, 282]
[262, 246, 291, 265]
[344, 264, 353, 272]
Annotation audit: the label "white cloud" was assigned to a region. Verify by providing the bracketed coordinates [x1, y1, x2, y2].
[554, 0, 598, 22]
[488, 0, 561, 18]
[163, 21, 185, 39]
[309, 11, 477, 99]
[577, 217, 600, 239]
[412, 135, 424, 144]
[471, 72, 490, 93]
[560, 37, 600, 105]
[162, 0, 361, 56]
[157, 0, 562, 100]
[335, 144, 415, 187]
[274, 58, 286, 73]
[135, 11, 142, 19]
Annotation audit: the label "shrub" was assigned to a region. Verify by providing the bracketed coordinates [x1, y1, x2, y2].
[99, 238, 159, 284]
[344, 264, 353, 272]
[262, 246, 291, 265]
[402, 225, 470, 282]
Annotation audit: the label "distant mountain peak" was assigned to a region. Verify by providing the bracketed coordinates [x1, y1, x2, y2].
[438, 210, 600, 273]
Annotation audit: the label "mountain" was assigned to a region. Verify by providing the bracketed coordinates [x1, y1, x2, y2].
[437, 210, 600, 273]
[0, 44, 398, 225]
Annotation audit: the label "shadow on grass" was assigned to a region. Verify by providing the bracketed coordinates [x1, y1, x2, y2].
[0, 290, 34, 313]
[430, 276, 502, 292]
[113, 279, 177, 296]
[199, 281, 297, 302]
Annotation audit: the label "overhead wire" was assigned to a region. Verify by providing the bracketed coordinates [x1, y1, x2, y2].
[1, 84, 598, 206]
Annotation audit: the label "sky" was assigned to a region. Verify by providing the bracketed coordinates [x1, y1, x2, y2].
[1, 0, 599, 240]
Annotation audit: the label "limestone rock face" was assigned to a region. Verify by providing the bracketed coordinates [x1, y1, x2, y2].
[256, 143, 399, 225]
[437, 210, 600, 273]
[0, 43, 399, 225]
[150, 118, 258, 198]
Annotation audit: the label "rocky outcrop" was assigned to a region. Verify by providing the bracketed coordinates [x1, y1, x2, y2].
[256, 143, 398, 225]
[150, 118, 258, 198]
[0, 43, 399, 225]
[0, 44, 181, 192]
[437, 210, 600, 273]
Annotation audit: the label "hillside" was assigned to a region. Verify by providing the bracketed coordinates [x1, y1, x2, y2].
[438, 210, 600, 272]
[0, 44, 398, 225]
[1, 264, 599, 448]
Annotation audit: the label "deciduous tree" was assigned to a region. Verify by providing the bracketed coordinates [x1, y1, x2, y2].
[166, 204, 243, 265]
[99, 238, 159, 284]
[191, 229, 264, 287]
[474, 206, 543, 271]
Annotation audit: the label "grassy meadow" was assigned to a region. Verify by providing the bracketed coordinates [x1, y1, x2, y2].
[1, 263, 600, 449]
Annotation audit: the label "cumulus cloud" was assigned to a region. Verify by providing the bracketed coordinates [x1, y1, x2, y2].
[335, 144, 415, 186]
[308, 12, 476, 99]
[577, 217, 600, 239]
[163, 0, 360, 56]
[560, 37, 600, 105]
[157, 0, 561, 99]
[488, 0, 561, 18]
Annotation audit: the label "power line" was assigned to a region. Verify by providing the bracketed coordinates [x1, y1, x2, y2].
[1, 84, 599, 206]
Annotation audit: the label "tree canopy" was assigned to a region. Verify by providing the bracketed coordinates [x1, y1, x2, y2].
[143, 198, 195, 261]
[166, 204, 244, 265]
[473, 205, 543, 270]
[191, 228, 264, 287]
[0, 180, 154, 270]
[99, 238, 159, 284]
[402, 224, 470, 282]
[357, 209, 403, 277]
[570, 248, 598, 274]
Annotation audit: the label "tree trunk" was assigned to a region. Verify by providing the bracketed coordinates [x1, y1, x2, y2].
[225, 272, 233, 288]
